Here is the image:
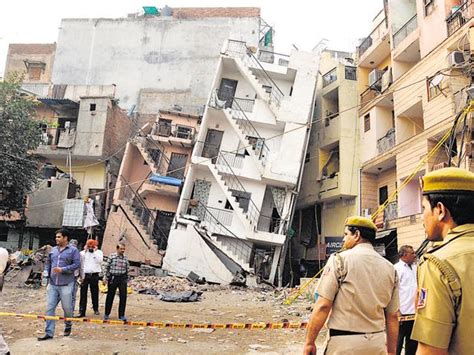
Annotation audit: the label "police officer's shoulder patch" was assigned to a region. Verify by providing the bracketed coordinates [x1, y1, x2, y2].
[417, 288, 428, 309]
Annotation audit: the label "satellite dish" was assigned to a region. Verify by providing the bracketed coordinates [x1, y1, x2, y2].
[430, 74, 444, 87]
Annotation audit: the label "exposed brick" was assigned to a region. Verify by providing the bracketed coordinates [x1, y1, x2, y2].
[7, 43, 56, 55]
[172, 7, 260, 19]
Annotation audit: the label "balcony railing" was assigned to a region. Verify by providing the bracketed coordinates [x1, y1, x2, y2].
[40, 127, 76, 148]
[447, 0, 473, 36]
[257, 49, 290, 67]
[220, 151, 244, 169]
[322, 68, 337, 87]
[257, 215, 286, 234]
[377, 128, 396, 154]
[153, 121, 196, 141]
[231, 97, 255, 113]
[225, 39, 285, 107]
[358, 18, 388, 58]
[393, 14, 418, 48]
[320, 173, 339, 194]
[21, 83, 49, 97]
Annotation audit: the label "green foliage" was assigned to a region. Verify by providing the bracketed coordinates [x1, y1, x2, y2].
[0, 74, 42, 213]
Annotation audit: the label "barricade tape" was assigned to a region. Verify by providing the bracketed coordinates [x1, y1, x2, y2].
[0, 312, 415, 328]
[0, 312, 307, 330]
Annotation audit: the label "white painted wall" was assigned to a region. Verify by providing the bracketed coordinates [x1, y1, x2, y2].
[162, 220, 235, 284]
[52, 16, 260, 110]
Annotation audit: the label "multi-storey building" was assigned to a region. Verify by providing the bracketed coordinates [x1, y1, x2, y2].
[162, 39, 320, 285]
[4, 43, 56, 96]
[357, 0, 473, 254]
[102, 109, 200, 265]
[293, 50, 359, 279]
[24, 85, 131, 246]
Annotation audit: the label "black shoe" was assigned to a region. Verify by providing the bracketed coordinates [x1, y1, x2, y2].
[37, 334, 53, 341]
[94, 310, 100, 315]
[64, 328, 72, 337]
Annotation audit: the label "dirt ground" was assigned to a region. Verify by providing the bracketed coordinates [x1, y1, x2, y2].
[0, 282, 327, 354]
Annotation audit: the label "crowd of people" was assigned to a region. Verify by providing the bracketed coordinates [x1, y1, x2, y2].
[36, 231, 129, 341]
[304, 167, 474, 354]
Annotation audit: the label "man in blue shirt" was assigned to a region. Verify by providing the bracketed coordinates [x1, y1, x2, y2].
[38, 229, 81, 341]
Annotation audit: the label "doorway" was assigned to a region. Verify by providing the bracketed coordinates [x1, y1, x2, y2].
[218, 78, 238, 108]
[202, 129, 224, 162]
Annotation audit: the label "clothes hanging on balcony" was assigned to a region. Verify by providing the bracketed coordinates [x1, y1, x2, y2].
[83, 197, 99, 230]
[270, 187, 286, 217]
[57, 128, 76, 148]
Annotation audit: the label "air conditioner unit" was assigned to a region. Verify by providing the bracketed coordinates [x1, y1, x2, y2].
[369, 69, 384, 89]
[432, 162, 448, 171]
[381, 69, 393, 92]
[449, 51, 465, 67]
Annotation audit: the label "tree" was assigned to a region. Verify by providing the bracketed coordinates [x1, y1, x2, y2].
[0, 74, 42, 214]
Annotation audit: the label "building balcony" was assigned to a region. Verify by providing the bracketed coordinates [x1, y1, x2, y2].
[151, 121, 196, 147]
[35, 127, 77, 157]
[377, 128, 396, 155]
[140, 180, 180, 197]
[322, 68, 337, 88]
[393, 15, 418, 48]
[358, 17, 390, 68]
[319, 173, 339, 200]
[447, 0, 474, 37]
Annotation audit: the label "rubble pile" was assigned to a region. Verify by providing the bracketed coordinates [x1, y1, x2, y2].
[129, 275, 200, 293]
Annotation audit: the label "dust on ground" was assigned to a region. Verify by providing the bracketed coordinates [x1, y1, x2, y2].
[0, 279, 327, 354]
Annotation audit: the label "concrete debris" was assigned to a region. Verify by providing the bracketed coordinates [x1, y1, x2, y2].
[191, 328, 215, 334]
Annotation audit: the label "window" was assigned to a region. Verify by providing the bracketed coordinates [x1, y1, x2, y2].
[379, 185, 388, 205]
[345, 66, 357, 81]
[364, 114, 371, 132]
[427, 77, 445, 101]
[424, 0, 434, 16]
[89, 103, 96, 111]
[28, 66, 42, 81]
[262, 85, 272, 94]
[322, 68, 337, 87]
[0, 227, 7, 242]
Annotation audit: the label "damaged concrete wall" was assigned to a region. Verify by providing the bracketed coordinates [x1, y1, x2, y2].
[52, 14, 260, 111]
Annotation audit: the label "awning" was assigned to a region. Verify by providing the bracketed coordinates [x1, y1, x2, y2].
[150, 174, 183, 187]
[38, 98, 79, 110]
[376, 228, 397, 239]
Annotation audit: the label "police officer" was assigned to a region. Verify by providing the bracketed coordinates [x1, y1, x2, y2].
[411, 167, 474, 354]
[303, 216, 399, 355]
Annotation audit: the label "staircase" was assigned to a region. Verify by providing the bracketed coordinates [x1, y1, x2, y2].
[120, 179, 170, 252]
[224, 40, 284, 116]
[202, 151, 262, 235]
[181, 199, 253, 271]
[133, 136, 170, 176]
[209, 93, 270, 173]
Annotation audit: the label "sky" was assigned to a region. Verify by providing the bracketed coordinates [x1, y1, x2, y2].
[0, 0, 383, 77]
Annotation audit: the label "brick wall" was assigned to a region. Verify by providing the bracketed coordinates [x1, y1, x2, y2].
[7, 43, 56, 55]
[172, 7, 260, 19]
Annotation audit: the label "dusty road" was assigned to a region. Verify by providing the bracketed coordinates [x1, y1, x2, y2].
[0, 282, 326, 354]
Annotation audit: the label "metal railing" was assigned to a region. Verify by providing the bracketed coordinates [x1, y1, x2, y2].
[121, 177, 169, 249]
[228, 97, 270, 167]
[358, 18, 387, 58]
[180, 198, 252, 263]
[256, 215, 286, 234]
[225, 39, 284, 107]
[153, 121, 196, 141]
[377, 128, 396, 154]
[135, 135, 171, 176]
[231, 97, 255, 113]
[393, 14, 418, 48]
[257, 49, 290, 67]
[322, 68, 337, 87]
[447, 0, 473, 36]
[220, 151, 244, 169]
[360, 76, 383, 111]
[214, 151, 262, 228]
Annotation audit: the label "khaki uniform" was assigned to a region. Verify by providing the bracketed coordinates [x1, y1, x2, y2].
[316, 243, 399, 354]
[412, 224, 474, 354]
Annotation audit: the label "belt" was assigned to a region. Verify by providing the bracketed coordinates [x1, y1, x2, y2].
[329, 329, 384, 337]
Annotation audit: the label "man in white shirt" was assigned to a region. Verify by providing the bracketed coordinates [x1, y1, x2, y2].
[394, 245, 418, 355]
[78, 239, 103, 317]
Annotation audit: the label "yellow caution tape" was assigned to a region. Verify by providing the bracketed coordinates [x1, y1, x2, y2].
[0, 312, 308, 330]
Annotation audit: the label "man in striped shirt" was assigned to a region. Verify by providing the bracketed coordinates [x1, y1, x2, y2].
[103, 243, 129, 321]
